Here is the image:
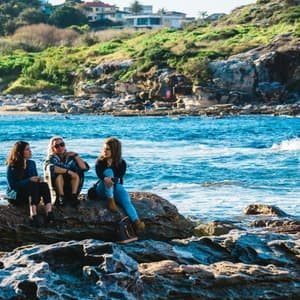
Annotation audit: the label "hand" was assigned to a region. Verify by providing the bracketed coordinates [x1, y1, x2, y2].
[66, 151, 78, 158]
[30, 176, 41, 182]
[67, 170, 79, 180]
[104, 176, 114, 187]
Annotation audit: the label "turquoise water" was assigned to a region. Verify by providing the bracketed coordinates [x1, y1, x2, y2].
[0, 114, 299, 222]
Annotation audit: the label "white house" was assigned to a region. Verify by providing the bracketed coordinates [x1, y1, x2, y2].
[125, 11, 187, 29]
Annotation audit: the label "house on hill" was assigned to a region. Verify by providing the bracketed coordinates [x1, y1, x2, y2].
[79, 1, 192, 29]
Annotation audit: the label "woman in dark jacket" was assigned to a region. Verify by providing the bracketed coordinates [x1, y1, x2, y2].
[95, 137, 145, 232]
[6, 141, 54, 227]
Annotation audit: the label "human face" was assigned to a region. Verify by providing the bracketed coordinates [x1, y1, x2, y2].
[23, 145, 32, 159]
[102, 144, 111, 159]
[53, 139, 66, 155]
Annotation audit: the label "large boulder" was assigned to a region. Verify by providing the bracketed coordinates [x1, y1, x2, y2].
[0, 192, 195, 251]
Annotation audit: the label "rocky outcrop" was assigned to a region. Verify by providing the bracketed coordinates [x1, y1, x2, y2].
[208, 33, 300, 104]
[0, 202, 299, 299]
[0, 192, 195, 252]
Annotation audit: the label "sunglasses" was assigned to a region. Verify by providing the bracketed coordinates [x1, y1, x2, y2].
[54, 142, 65, 149]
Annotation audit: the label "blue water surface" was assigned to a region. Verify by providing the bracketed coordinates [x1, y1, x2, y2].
[0, 114, 299, 221]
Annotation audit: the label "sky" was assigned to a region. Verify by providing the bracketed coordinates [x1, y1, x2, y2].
[48, 0, 257, 18]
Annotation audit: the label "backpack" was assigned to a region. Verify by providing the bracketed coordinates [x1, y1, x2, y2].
[115, 216, 138, 244]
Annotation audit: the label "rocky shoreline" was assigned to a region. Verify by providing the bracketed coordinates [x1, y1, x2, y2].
[0, 192, 299, 299]
[1, 93, 300, 117]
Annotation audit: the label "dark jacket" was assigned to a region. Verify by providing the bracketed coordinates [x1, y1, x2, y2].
[95, 159, 126, 184]
[6, 159, 37, 198]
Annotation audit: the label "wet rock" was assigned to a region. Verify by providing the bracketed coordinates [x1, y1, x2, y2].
[0, 192, 195, 251]
[0, 225, 299, 300]
[244, 204, 289, 216]
[194, 220, 242, 236]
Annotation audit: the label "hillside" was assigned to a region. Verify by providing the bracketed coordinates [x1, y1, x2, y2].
[0, 0, 299, 108]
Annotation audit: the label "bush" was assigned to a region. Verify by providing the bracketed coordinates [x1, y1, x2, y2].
[11, 24, 80, 51]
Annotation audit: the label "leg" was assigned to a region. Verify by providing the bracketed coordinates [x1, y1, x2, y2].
[70, 173, 80, 195]
[102, 168, 118, 212]
[27, 182, 42, 227]
[114, 184, 145, 231]
[96, 179, 117, 212]
[114, 184, 138, 221]
[55, 174, 65, 197]
[39, 182, 52, 214]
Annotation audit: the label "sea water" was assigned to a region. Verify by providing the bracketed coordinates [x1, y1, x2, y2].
[0, 114, 299, 222]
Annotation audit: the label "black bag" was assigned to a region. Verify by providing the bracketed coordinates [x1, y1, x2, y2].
[87, 180, 101, 200]
[116, 216, 138, 244]
[87, 185, 97, 200]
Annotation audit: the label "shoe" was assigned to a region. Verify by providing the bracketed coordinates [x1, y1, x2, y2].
[46, 211, 54, 224]
[107, 197, 118, 212]
[133, 220, 145, 232]
[29, 215, 39, 228]
[55, 196, 65, 207]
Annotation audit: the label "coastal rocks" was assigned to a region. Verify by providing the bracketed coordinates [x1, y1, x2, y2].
[0, 192, 195, 252]
[209, 34, 300, 104]
[0, 208, 299, 299]
[244, 203, 289, 217]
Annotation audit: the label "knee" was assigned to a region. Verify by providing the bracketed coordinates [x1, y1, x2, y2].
[103, 168, 114, 178]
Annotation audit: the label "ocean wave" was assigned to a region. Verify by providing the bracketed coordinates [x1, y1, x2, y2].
[160, 180, 242, 190]
[271, 138, 300, 151]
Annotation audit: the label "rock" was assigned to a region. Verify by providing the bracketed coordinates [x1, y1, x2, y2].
[194, 220, 242, 236]
[244, 203, 288, 216]
[0, 222, 299, 299]
[0, 192, 195, 251]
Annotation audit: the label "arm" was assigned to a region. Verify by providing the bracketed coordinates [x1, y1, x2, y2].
[7, 165, 30, 191]
[66, 151, 89, 171]
[95, 160, 106, 180]
[44, 154, 69, 177]
[113, 160, 126, 184]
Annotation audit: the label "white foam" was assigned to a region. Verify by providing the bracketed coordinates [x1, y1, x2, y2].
[271, 138, 300, 151]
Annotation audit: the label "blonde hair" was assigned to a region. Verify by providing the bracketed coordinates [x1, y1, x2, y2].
[47, 136, 65, 155]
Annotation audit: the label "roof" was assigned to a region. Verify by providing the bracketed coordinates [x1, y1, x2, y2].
[81, 1, 115, 8]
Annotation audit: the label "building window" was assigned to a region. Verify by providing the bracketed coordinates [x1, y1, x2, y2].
[137, 18, 148, 26]
[150, 18, 161, 25]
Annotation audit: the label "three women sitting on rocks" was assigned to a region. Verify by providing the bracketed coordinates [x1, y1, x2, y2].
[6, 137, 144, 233]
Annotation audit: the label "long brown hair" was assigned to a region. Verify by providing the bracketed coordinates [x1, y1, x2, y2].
[6, 141, 28, 179]
[99, 137, 122, 166]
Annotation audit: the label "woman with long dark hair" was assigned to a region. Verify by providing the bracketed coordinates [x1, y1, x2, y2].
[95, 137, 145, 232]
[6, 141, 54, 227]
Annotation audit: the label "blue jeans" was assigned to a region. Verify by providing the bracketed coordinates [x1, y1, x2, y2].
[96, 168, 139, 222]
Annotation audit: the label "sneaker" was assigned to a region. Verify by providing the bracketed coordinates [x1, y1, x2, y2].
[133, 220, 145, 232]
[29, 215, 39, 228]
[55, 196, 65, 207]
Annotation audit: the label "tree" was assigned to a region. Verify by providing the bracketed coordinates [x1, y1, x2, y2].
[49, 5, 88, 28]
[17, 7, 46, 27]
[130, 0, 142, 15]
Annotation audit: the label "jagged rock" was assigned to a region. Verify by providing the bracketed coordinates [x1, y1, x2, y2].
[194, 220, 242, 236]
[0, 192, 195, 251]
[0, 224, 299, 300]
[244, 203, 288, 216]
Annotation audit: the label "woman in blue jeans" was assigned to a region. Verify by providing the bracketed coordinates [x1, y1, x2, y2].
[95, 137, 145, 232]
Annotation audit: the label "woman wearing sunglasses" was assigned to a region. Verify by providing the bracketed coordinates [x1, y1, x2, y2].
[6, 141, 54, 227]
[44, 136, 89, 207]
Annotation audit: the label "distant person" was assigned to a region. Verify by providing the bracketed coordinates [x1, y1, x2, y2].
[6, 141, 54, 227]
[44, 136, 89, 207]
[95, 137, 145, 232]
